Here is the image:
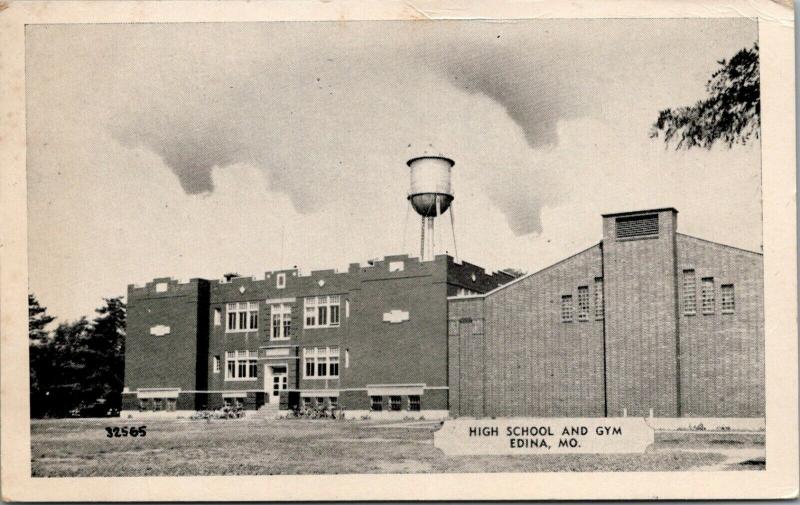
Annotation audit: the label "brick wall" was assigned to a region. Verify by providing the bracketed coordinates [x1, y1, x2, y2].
[603, 209, 680, 416]
[125, 279, 209, 410]
[676, 234, 765, 417]
[448, 245, 606, 417]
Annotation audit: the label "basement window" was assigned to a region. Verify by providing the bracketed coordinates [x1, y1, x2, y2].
[701, 277, 715, 315]
[577, 286, 590, 321]
[721, 284, 735, 314]
[560, 295, 574, 323]
[615, 214, 659, 239]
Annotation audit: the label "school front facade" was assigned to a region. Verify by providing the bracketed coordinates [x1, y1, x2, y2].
[122, 207, 764, 418]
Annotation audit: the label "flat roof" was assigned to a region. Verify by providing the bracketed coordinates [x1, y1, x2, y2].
[601, 207, 678, 218]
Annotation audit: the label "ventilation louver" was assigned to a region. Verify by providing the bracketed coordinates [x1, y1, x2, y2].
[615, 214, 659, 239]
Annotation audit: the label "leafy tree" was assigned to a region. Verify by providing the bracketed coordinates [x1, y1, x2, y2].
[28, 293, 55, 344]
[650, 42, 759, 149]
[29, 297, 126, 417]
[83, 297, 126, 411]
[29, 294, 55, 417]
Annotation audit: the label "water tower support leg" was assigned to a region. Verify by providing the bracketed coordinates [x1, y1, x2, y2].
[420, 217, 426, 260]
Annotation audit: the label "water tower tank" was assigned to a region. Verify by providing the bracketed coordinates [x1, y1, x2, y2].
[407, 156, 454, 217]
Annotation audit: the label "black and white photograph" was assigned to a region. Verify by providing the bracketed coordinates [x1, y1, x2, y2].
[0, 0, 796, 501]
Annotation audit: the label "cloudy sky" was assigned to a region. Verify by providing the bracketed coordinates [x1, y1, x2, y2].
[27, 18, 761, 322]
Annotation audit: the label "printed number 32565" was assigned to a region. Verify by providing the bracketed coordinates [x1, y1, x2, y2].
[105, 426, 146, 438]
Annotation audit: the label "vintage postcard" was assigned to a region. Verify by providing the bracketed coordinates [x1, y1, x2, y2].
[0, 0, 796, 501]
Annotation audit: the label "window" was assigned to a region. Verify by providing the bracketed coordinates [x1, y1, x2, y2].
[153, 398, 163, 411]
[409, 395, 421, 411]
[615, 214, 659, 239]
[561, 295, 573, 322]
[155, 282, 168, 293]
[225, 350, 258, 380]
[225, 302, 259, 332]
[594, 277, 604, 320]
[276, 273, 286, 289]
[390, 396, 401, 411]
[721, 284, 735, 314]
[270, 304, 292, 340]
[329, 353, 339, 377]
[303, 397, 311, 407]
[316, 397, 326, 407]
[701, 277, 715, 315]
[302, 347, 340, 379]
[370, 396, 382, 411]
[304, 295, 341, 328]
[345, 299, 350, 318]
[683, 270, 697, 315]
[166, 398, 177, 412]
[214, 308, 222, 326]
[213, 355, 220, 373]
[304, 355, 315, 377]
[345, 349, 350, 369]
[329, 397, 338, 408]
[577, 286, 590, 321]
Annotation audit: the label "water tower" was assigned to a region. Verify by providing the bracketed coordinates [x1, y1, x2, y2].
[407, 156, 455, 261]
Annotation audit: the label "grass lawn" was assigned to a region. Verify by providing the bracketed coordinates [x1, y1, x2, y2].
[30, 418, 763, 477]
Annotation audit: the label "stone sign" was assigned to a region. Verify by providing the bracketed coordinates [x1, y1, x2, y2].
[434, 417, 654, 455]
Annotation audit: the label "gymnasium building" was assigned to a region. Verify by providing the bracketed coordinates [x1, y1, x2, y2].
[121, 206, 764, 419]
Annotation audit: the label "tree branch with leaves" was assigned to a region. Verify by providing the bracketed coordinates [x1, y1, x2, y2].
[651, 42, 759, 149]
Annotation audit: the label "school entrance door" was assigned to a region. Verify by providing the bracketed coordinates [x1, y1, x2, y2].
[266, 365, 288, 404]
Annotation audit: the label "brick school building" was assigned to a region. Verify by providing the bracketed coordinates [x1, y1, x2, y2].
[122, 207, 764, 419]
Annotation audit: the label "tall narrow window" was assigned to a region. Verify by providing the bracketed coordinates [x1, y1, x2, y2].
[329, 354, 339, 377]
[701, 277, 715, 315]
[577, 286, 590, 321]
[276, 272, 286, 289]
[594, 277, 604, 320]
[721, 284, 735, 314]
[227, 304, 237, 331]
[683, 270, 697, 315]
[304, 354, 315, 377]
[561, 295, 573, 323]
[214, 308, 222, 326]
[213, 355, 220, 373]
